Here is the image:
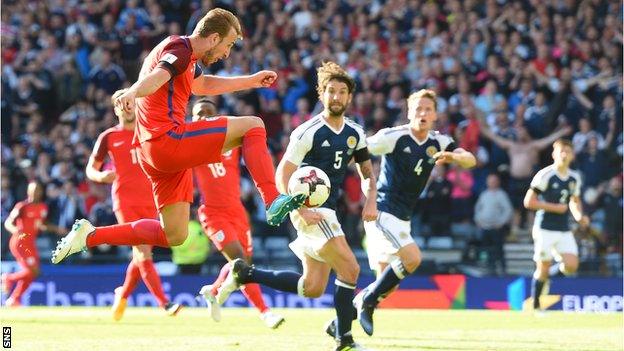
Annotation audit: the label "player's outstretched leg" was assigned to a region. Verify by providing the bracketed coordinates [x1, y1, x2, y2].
[216, 258, 303, 304]
[52, 219, 169, 264]
[224, 117, 307, 226]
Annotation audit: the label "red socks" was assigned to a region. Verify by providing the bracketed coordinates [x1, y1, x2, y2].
[9, 270, 35, 301]
[241, 283, 268, 313]
[86, 219, 169, 248]
[119, 260, 168, 307]
[120, 261, 140, 298]
[242, 127, 280, 206]
[136, 260, 168, 307]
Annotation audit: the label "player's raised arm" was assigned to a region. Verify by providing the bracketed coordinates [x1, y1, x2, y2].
[115, 68, 172, 112]
[192, 70, 277, 96]
[366, 129, 394, 156]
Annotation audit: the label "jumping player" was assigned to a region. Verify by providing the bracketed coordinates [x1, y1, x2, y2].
[190, 98, 284, 328]
[216, 62, 377, 351]
[326, 89, 476, 336]
[3, 181, 62, 306]
[86, 89, 181, 320]
[524, 139, 588, 311]
[52, 8, 306, 264]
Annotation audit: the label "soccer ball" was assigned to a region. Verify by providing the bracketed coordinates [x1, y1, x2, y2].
[288, 166, 331, 208]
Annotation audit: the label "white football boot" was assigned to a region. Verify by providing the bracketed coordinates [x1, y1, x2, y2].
[51, 219, 94, 264]
[199, 284, 221, 322]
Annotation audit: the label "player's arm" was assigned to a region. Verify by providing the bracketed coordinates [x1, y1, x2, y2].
[366, 129, 393, 156]
[356, 157, 378, 222]
[569, 195, 590, 227]
[85, 133, 116, 183]
[523, 189, 568, 214]
[192, 70, 277, 96]
[3, 206, 20, 235]
[115, 68, 171, 112]
[433, 147, 477, 169]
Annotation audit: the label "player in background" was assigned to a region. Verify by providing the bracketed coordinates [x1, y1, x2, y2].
[52, 8, 306, 264]
[86, 89, 181, 320]
[191, 98, 284, 328]
[524, 139, 588, 311]
[3, 181, 63, 306]
[326, 89, 476, 337]
[216, 62, 377, 351]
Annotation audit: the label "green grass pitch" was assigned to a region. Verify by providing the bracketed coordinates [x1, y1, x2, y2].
[2, 307, 622, 351]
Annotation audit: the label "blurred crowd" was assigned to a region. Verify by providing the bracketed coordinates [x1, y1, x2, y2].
[1, 0, 622, 276]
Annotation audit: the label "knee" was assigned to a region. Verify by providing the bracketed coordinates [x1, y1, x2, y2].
[165, 228, 188, 246]
[133, 249, 152, 262]
[337, 262, 360, 285]
[403, 253, 421, 274]
[563, 261, 579, 274]
[303, 279, 326, 298]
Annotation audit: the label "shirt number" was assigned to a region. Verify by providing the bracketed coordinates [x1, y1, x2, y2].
[208, 163, 226, 178]
[559, 189, 569, 203]
[414, 159, 423, 175]
[334, 151, 343, 169]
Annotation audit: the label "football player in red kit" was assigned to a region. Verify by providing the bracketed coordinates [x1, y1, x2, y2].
[3, 181, 62, 306]
[191, 99, 284, 328]
[52, 8, 306, 264]
[86, 89, 181, 320]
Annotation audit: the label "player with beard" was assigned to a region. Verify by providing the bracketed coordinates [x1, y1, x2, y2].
[216, 62, 376, 351]
[52, 8, 306, 264]
[86, 89, 181, 320]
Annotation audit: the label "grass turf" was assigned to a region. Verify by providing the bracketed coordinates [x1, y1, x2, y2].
[1, 307, 622, 351]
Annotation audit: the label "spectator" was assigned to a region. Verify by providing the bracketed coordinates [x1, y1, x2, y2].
[474, 174, 513, 275]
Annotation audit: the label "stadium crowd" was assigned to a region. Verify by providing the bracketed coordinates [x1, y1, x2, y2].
[1, 0, 622, 276]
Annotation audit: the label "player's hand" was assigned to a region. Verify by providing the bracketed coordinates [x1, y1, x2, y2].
[100, 170, 117, 183]
[114, 89, 136, 113]
[578, 215, 590, 228]
[432, 151, 455, 165]
[361, 199, 377, 222]
[297, 207, 323, 226]
[249, 70, 277, 88]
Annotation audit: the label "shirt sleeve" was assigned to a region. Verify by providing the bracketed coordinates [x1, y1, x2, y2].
[283, 130, 313, 166]
[530, 170, 549, 193]
[366, 130, 394, 156]
[156, 39, 192, 77]
[92, 131, 110, 163]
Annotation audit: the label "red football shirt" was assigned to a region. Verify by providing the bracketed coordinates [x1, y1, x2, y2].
[92, 125, 156, 211]
[10, 201, 48, 237]
[193, 148, 244, 210]
[134, 35, 202, 144]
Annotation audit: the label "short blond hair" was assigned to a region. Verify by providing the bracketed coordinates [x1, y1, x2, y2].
[553, 138, 573, 150]
[408, 89, 438, 111]
[316, 61, 356, 98]
[194, 8, 242, 40]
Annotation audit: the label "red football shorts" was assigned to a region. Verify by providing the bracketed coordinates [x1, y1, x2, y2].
[137, 117, 228, 209]
[198, 205, 252, 256]
[9, 235, 39, 268]
[115, 206, 159, 223]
